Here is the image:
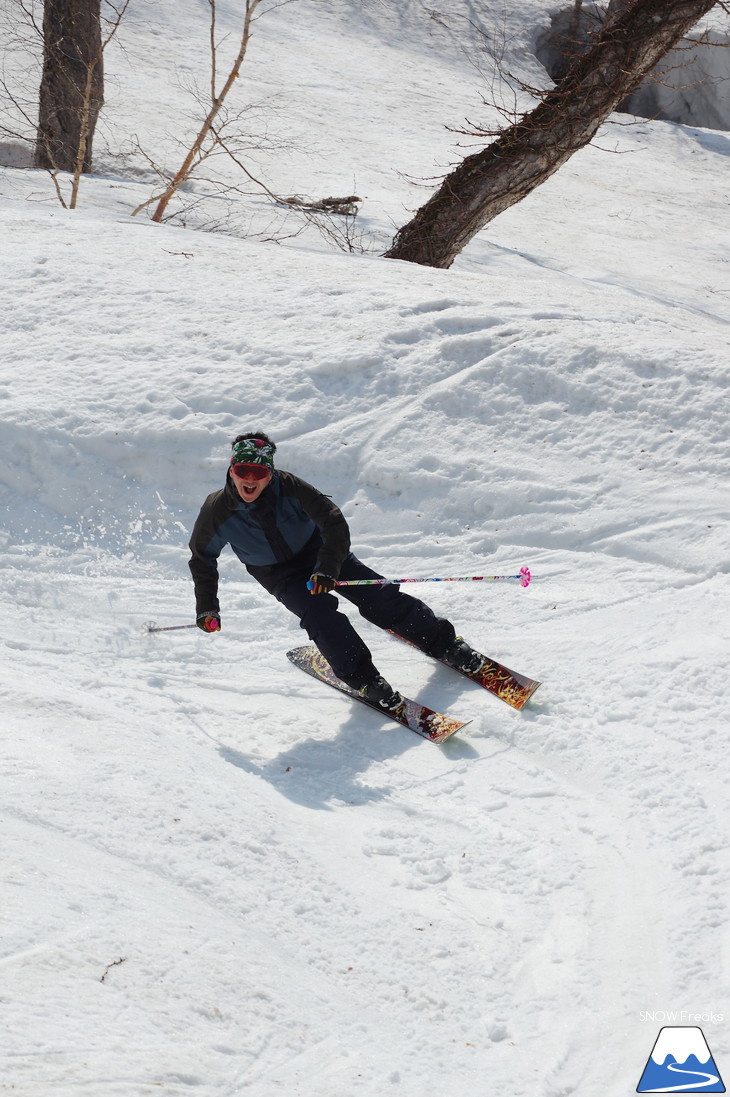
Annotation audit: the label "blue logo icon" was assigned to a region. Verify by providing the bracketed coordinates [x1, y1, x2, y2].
[637, 1027, 725, 1092]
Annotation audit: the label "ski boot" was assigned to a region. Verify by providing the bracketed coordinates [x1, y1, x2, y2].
[440, 636, 484, 674]
[360, 675, 406, 716]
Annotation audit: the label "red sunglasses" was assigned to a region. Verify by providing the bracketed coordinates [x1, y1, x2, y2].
[231, 462, 271, 481]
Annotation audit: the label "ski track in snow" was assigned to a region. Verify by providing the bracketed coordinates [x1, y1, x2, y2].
[1, 0, 730, 1094]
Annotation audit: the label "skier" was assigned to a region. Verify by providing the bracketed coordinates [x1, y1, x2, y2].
[188, 431, 483, 714]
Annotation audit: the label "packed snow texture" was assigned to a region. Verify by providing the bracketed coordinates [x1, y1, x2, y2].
[1, 1, 729, 1095]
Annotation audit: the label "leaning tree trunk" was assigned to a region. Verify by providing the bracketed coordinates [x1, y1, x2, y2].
[385, 0, 718, 268]
[34, 0, 103, 172]
[605, 0, 636, 18]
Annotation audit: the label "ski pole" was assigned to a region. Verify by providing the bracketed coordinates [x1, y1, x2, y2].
[147, 622, 199, 634]
[308, 566, 532, 590]
[147, 620, 221, 634]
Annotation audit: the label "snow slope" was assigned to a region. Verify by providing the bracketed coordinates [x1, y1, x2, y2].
[1, 2, 729, 1095]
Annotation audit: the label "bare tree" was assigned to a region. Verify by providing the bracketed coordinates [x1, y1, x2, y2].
[136, 0, 294, 225]
[385, 0, 725, 269]
[31, 0, 129, 207]
[35, 0, 103, 173]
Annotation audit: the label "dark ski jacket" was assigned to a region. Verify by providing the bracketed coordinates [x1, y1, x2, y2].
[188, 470, 350, 613]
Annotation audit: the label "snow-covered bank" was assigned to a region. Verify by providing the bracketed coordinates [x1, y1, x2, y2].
[2, 192, 728, 1095]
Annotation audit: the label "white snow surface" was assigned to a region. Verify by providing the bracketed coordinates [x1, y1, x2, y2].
[1, 2, 729, 1095]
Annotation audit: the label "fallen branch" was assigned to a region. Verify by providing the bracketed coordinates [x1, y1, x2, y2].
[279, 194, 362, 216]
[100, 956, 127, 983]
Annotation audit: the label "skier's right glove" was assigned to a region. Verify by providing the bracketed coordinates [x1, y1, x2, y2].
[308, 574, 336, 595]
[196, 612, 221, 633]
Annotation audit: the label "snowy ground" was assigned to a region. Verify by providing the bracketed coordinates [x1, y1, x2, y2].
[1, 2, 729, 1095]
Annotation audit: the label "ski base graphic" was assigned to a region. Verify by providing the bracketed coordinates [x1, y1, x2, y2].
[287, 645, 469, 743]
[390, 633, 541, 710]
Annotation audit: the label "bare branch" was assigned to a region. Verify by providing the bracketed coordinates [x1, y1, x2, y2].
[208, 125, 285, 202]
[209, 0, 217, 102]
[147, 0, 268, 223]
[69, 0, 131, 208]
[100, 0, 131, 49]
[48, 168, 69, 207]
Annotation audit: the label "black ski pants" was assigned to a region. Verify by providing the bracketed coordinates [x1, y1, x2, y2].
[252, 551, 455, 689]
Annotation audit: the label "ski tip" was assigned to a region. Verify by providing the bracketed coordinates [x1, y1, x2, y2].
[286, 645, 315, 660]
[426, 716, 471, 743]
[509, 680, 542, 710]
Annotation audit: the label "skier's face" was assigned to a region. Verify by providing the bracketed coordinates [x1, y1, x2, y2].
[230, 464, 272, 503]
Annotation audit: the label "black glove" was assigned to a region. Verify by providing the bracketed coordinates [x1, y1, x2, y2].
[309, 573, 336, 596]
[196, 611, 221, 632]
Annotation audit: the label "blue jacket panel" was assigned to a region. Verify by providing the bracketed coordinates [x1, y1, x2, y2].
[189, 469, 350, 613]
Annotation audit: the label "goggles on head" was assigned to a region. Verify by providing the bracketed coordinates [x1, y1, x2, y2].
[231, 462, 271, 481]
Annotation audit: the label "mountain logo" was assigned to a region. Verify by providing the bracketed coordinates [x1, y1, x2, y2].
[637, 1026, 725, 1093]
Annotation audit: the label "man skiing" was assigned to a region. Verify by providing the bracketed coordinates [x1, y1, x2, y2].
[188, 431, 483, 714]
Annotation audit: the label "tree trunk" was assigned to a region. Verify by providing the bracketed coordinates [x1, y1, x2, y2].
[385, 0, 717, 269]
[34, 0, 103, 172]
[605, 0, 636, 20]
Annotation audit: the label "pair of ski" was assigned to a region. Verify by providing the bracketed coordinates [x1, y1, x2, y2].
[287, 635, 541, 745]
